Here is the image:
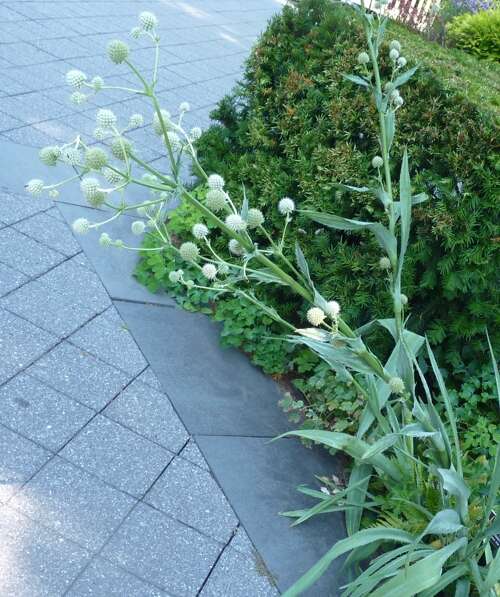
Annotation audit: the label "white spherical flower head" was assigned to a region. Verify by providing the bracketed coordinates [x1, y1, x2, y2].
[202, 263, 217, 280]
[131, 220, 146, 236]
[93, 127, 106, 141]
[26, 179, 44, 196]
[85, 147, 108, 170]
[208, 174, 225, 191]
[357, 51, 370, 65]
[278, 197, 295, 215]
[111, 137, 132, 161]
[389, 376, 405, 395]
[96, 108, 117, 130]
[179, 241, 200, 262]
[66, 69, 87, 89]
[39, 145, 61, 167]
[168, 270, 183, 284]
[307, 307, 326, 327]
[393, 95, 404, 108]
[99, 232, 112, 247]
[225, 213, 247, 232]
[128, 113, 144, 128]
[371, 155, 384, 169]
[190, 126, 202, 141]
[400, 293, 408, 306]
[218, 263, 230, 275]
[192, 223, 209, 239]
[72, 217, 90, 235]
[70, 92, 87, 105]
[167, 131, 182, 152]
[80, 177, 100, 200]
[228, 239, 244, 256]
[61, 147, 81, 166]
[389, 48, 400, 61]
[48, 189, 59, 199]
[103, 167, 122, 184]
[325, 301, 341, 318]
[379, 256, 391, 270]
[205, 189, 227, 212]
[153, 109, 171, 135]
[91, 76, 103, 91]
[389, 40, 402, 52]
[246, 208, 264, 229]
[179, 101, 190, 113]
[397, 56, 407, 68]
[139, 11, 158, 31]
[107, 39, 129, 64]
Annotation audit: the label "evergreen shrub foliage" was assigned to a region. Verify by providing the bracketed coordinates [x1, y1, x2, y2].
[196, 0, 500, 368]
[447, 8, 500, 60]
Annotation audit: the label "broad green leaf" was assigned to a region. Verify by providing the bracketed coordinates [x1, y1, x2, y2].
[400, 423, 438, 438]
[485, 443, 500, 530]
[485, 545, 500, 589]
[278, 430, 401, 481]
[437, 468, 471, 523]
[302, 211, 397, 261]
[393, 65, 418, 88]
[282, 528, 415, 596]
[423, 509, 463, 535]
[343, 73, 370, 88]
[385, 111, 395, 151]
[241, 185, 249, 220]
[295, 242, 312, 286]
[333, 183, 370, 194]
[486, 328, 500, 407]
[419, 564, 469, 596]
[361, 434, 398, 459]
[346, 464, 372, 536]
[454, 579, 471, 596]
[397, 148, 412, 279]
[370, 538, 467, 597]
[246, 268, 288, 286]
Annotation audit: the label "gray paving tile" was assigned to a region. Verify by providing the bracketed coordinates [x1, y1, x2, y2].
[104, 379, 188, 453]
[28, 342, 131, 411]
[39, 258, 111, 313]
[101, 503, 222, 595]
[197, 436, 347, 594]
[180, 438, 210, 471]
[0, 189, 52, 226]
[0, 374, 94, 451]
[0, 262, 28, 297]
[11, 457, 136, 552]
[14, 211, 81, 256]
[67, 557, 168, 597]
[146, 457, 238, 543]
[0, 308, 57, 384]
[61, 415, 174, 497]
[200, 547, 279, 597]
[1, 279, 100, 337]
[230, 525, 256, 557]
[0, 227, 64, 277]
[0, 505, 90, 597]
[136, 366, 163, 391]
[69, 307, 147, 375]
[0, 111, 23, 132]
[0, 424, 51, 504]
[1, 124, 60, 148]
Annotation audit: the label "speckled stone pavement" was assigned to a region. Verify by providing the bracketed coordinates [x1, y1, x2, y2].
[0, 1, 283, 595]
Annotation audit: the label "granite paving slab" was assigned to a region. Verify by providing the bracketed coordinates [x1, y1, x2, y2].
[0, 227, 64, 277]
[14, 211, 81, 257]
[0, 262, 28, 297]
[0, 505, 90, 597]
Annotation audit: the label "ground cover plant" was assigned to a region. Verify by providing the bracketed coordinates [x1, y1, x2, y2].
[27, 5, 500, 595]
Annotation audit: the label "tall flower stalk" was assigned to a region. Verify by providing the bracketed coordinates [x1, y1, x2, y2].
[27, 7, 499, 595]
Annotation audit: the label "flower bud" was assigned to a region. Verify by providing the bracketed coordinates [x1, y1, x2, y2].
[225, 213, 247, 232]
[96, 108, 117, 130]
[49, 189, 59, 199]
[61, 147, 81, 166]
[208, 174, 225, 191]
[357, 51, 370, 65]
[111, 137, 132, 161]
[325, 301, 341, 318]
[379, 256, 391, 270]
[70, 91, 87, 105]
[169, 270, 183, 283]
[179, 241, 199, 261]
[205, 189, 226, 212]
[103, 167, 123, 184]
[307, 307, 326, 327]
[389, 48, 400, 61]
[202, 263, 217, 280]
[153, 109, 171, 135]
[192, 223, 209, 239]
[66, 69, 87, 89]
[278, 197, 295, 215]
[389, 376, 405, 395]
[389, 40, 402, 52]
[190, 126, 202, 141]
[72, 218, 90, 235]
[179, 101, 190, 112]
[139, 11, 158, 31]
[26, 179, 44, 196]
[39, 146, 61, 167]
[99, 232, 112, 247]
[397, 56, 407, 68]
[85, 147, 108, 170]
[91, 76, 103, 91]
[130, 220, 146, 235]
[401, 293, 408, 306]
[228, 239, 244, 256]
[371, 155, 383, 168]
[130, 26, 142, 39]
[107, 39, 129, 64]
[128, 113, 144, 128]
[246, 208, 264, 228]
[167, 131, 182, 152]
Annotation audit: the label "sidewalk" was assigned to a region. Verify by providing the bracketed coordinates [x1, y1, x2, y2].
[0, 1, 282, 595]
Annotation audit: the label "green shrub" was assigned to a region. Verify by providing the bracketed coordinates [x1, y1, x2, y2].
[447, 8, 500, 60]
[196, 0, 500, 371]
